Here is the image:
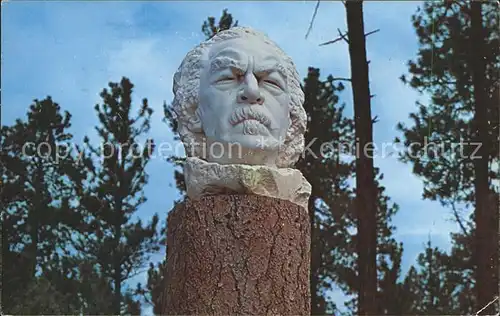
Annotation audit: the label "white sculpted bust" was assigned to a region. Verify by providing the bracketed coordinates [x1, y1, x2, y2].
[172, 27, 311, 208]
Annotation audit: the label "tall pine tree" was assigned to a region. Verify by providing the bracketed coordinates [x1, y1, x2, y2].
[75, 77, 161, 314]
[309, 4, 404, 313]
[297, 67, 356, 314]
[1, 97, 87, 313]
[396, 1, 499, 313]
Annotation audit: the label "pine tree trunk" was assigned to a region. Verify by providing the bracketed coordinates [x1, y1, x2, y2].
[29, 166, 44, 279]
[470, 2, 498, 314]
[162, 195, 310, 315]
[345, 1, 378, 314]
[114, 197, 123, 315]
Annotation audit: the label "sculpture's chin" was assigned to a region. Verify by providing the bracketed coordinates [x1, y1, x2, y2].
[226, 134, 281, 151]
[204, 135, 281, 167]
[205, 153, 279, 167]
[222, 123, 282, 151]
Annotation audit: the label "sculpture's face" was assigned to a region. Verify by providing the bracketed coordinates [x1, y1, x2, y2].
[198, 37, 291, 166]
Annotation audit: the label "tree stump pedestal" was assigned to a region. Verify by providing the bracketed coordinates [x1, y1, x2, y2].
[162, 194, 310, 315]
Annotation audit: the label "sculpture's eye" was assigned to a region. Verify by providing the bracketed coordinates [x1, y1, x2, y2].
[217, 76, 235, 83]
[263, 79, 282, 89]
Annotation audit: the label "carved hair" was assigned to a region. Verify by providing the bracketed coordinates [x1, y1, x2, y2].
[172, 27, 306, 168]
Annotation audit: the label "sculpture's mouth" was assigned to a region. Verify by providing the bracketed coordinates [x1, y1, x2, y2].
[229, 106, 272, 129]
[232, 118, 264, 126]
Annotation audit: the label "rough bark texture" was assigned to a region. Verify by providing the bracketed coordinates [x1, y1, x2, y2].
[162, 194, 311, 315]
[345, 1, 378, 315]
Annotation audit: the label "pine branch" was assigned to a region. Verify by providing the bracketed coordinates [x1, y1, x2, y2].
[449, 200, 470, 237]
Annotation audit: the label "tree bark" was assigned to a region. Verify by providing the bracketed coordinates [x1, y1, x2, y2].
[162, 195, 311, 315]
[345, 1, 378, 315]
[470, 2, 498, 314]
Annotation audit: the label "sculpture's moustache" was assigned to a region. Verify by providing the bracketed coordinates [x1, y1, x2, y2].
[228, 106, 272, 129]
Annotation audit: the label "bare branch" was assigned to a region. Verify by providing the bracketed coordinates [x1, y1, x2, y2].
[319, 28, 349, 46]
[337, 28, 349, 43]
[319, 37, 344, 47]
[365, 28, 380, 37]
[450, 200, 470, 237]
[305, 0, 321, 39]
[331, 77, 352, 82]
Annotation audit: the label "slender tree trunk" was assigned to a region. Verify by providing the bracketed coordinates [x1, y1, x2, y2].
[345, 1, 378, 314]
[114, 193, 123, 314]
[470, 2, 498, 314]
[27, 212, 39, 279]
[29, 166, 44, 278]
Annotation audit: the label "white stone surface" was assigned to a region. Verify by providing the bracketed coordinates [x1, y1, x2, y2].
[172, 27, 311, 205]
[172, 26, 307, 168]
[197, 36, 291, 167]
[184, 157, 312, 209]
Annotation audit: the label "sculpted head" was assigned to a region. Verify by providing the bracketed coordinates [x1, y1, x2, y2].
[172, 27, 306, 168]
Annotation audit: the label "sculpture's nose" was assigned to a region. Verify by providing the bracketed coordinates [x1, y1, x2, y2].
[237, 73, 264, 105]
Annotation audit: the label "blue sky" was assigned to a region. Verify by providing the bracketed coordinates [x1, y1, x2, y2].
[2, 0, 468, 313]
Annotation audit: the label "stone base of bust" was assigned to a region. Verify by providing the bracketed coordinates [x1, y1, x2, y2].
[162, 194, 311, 315]
[183, 157, 312, 209]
